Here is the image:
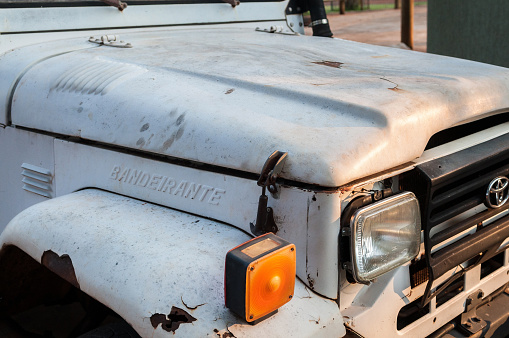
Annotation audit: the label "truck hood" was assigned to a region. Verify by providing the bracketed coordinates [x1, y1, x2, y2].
[10, 27, 509, 187]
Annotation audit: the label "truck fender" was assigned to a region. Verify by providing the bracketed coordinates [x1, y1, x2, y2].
[0, 189, 346, 337]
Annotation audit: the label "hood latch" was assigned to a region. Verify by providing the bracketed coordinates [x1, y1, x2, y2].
[250, 151, 288, 236]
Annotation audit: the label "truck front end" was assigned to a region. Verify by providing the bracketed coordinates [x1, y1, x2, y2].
[1, 1, 509, 337]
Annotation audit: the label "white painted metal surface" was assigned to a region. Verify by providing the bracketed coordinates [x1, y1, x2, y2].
[0, 39, 97, 125]
[2, 3, 509, 337]
[337, 123, 509, 194]
[53, 140, 340, 299]
[285, 14, 305, 35]
[0, 2, 288, 33]
[10, 27, 509, 187]
[0, 189, 346, 337]
[0, 21, 287, 124]
[0, 127, 55, 233]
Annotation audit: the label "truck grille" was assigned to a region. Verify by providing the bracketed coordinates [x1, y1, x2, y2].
[400, 132, 509, 306]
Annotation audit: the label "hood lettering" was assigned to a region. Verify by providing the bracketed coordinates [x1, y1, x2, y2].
[110, 165, 226, 205]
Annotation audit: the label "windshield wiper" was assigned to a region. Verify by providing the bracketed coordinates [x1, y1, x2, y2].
[101, 0, 127, 11]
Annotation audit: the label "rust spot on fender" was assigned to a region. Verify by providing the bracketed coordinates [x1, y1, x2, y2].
[312, 61, 343, 68]
[41, 250, 80, 289]
[225, 88, 235, 95]
[213, 328, 235, 337]
[150, 306, 197, 333]
[307, 274, 315, 289]
[389, 87, 404, 92]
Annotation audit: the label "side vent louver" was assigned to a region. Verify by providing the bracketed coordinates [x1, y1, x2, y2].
[21, 163, 53, 198]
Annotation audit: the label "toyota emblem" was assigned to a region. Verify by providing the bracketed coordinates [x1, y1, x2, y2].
[485, 176, 509, 208]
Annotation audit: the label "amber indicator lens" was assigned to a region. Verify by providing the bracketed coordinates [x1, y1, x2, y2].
[225, 233, 296, 323]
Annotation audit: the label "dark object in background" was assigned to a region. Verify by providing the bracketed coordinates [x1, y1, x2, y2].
[307, 0, 333, 37]
[287, 0, 333, 37]
[427, 0, 509, 68]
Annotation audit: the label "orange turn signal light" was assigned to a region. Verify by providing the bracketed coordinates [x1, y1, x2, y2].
[225, 233, 296, 323]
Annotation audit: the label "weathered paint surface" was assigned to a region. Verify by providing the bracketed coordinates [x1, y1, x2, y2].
[53, 140, 341, 299]
[0, 127, 55, 232]
[2, 4, 509, 338]
[0, 3, 288, 34]
[150, 307, 197, 333]
[9, 27, 509, 187]
[0, 190, 345, 337]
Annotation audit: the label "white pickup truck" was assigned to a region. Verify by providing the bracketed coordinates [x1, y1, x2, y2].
[1, 1, 509, 337]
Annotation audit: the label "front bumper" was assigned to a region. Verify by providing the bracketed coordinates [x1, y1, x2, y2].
[434, 284, 509, 338]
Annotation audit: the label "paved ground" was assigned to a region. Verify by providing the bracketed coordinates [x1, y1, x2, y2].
[305, 5, 428, 52]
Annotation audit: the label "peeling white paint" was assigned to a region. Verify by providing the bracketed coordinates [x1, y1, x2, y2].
[0, 190, 346, 337]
